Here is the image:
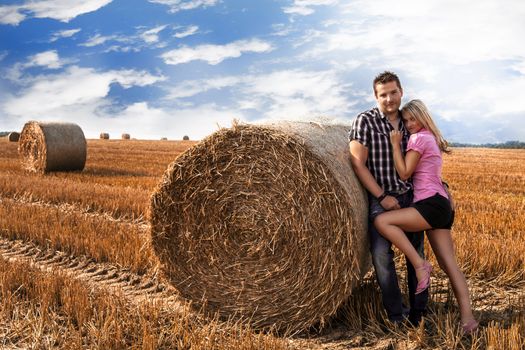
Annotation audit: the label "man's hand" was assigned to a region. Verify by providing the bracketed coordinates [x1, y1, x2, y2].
[380, 195, 400, 210]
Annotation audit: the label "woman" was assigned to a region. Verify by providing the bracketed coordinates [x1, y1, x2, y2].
[374, 99, 478, 334]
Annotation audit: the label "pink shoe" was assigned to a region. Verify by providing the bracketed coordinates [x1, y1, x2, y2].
[415, 261, 432, 294]
[462, 319, 479, 335]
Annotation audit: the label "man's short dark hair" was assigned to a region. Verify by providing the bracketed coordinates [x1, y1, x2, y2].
[373, 71, 402, 96]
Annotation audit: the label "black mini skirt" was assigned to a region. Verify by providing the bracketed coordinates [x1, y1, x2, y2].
[412, 193, 454, 229]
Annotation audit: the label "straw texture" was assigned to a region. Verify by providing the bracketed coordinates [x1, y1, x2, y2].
[8, 132, 20, 142]
[150, 121, 369, 332]
[18, 121, 87, 173]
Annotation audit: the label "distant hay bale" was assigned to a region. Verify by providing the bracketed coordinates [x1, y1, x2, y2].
[121, 133, 130, 140]
[182, 135, 190, 140]
[8, 132, 20, 142]
[100, 132, 110, 139]
[160, 137, 168, 141]
[150, 121, 369, 332]
[18, 121, 86, 174]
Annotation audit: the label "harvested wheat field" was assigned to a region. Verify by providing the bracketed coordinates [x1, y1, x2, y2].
[0, 127, 524, 349]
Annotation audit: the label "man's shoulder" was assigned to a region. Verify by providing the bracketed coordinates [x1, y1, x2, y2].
[356, 107, 381, 121]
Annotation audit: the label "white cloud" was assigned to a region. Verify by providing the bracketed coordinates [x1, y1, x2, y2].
[2, 99, 238, 141]
[98, 102, 236, 140]
[27, 50, 63, 69]
[442, 76, 525, 118]
[0, 5, 26, 25]
[0, 0, 112, 25]
[1, 65, 232, 140]
[140, 25, 168, 43]
[174, 25, 199, 38]
[283, 6, 314, 16]
[148, 0, 220, 13]
[50, 28, 81, 42]
[4, 66, 165, 117]
[166, 69, 353, 122]
[81, 34, 118, 47]
[329, 0, 525, 66]
[283, 0, 339, 16]
[511, 60, 525, 75]
[161, 39, 274, 65]
[104, 45, 140, 53]
[293, 0, 525, 130]
[166, 76, 241, 99]
[4, 50, 72, 82]
[113, 69, 167, 88]
[242, 69, 352, 120]
[80, 26, 169, 50]
[271, 23, 293, 37]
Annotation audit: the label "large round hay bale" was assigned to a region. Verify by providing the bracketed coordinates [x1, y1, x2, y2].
[18, 121, 86, 173]
[100, 132, 110, 139]
[8, 132, 20, 142]
[150, 121, 369, 332]
[182, 135, 190, 140]
[121, 133, 130, 140]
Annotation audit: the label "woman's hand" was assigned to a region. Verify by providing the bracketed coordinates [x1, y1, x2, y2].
[390, 130, 402, 146]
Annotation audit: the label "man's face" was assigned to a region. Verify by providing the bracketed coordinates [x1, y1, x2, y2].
[374, 81, 403, 115]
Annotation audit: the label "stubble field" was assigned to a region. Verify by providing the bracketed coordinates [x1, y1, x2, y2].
[0, 137, 523, 349]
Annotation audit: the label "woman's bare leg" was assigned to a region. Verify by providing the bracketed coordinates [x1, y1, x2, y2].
[426, 229, 475, 324]
[374, 208, 432, 281]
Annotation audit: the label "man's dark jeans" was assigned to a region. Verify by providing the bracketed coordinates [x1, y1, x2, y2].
[368, 190, 428, 324]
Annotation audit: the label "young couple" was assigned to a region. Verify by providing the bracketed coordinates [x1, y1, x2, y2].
[349, 71, 478, 334]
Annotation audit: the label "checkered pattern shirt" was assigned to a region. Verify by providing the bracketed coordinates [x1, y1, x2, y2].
[349, 107, 412, 194]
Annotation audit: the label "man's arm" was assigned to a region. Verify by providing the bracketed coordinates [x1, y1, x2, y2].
[349, 140, 400, 210]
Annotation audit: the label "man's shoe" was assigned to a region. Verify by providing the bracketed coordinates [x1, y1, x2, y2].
[407, 314, 422, 327]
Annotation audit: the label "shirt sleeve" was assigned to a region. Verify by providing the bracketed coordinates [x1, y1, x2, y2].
[407, 133, 425, 155]
[348, 114, 370, 148]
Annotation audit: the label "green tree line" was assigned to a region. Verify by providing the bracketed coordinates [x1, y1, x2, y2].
[450, 140, 525, 149]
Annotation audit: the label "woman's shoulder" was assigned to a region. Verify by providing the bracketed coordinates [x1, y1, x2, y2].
[410, 129, 433, 142]
[408, 129, 435, 151]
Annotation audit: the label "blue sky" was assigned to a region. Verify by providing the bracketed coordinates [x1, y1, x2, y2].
[1, 0, 524, 143]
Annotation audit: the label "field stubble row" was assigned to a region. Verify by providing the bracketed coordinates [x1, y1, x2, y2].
[0, 256, 290, 350]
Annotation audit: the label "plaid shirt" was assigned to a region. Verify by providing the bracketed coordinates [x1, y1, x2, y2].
[349, 107, 411, 194]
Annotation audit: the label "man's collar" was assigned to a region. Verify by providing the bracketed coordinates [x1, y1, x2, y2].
[377, 108, 387, 120]
[400, 119, 407, 132]
[377, 107, 402, 121]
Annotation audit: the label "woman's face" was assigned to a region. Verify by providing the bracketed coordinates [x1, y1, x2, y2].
[402, 111, 423, 134]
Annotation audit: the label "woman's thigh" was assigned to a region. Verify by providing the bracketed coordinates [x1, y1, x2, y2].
[375, 207, 432, 232]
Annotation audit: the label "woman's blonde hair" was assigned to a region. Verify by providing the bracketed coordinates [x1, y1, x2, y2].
[401, 99, 451, 153]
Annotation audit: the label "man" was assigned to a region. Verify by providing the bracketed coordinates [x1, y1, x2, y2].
[349, 71, 428, 325]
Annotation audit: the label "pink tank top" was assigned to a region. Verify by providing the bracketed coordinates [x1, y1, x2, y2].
[407, 129, 448, 203]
